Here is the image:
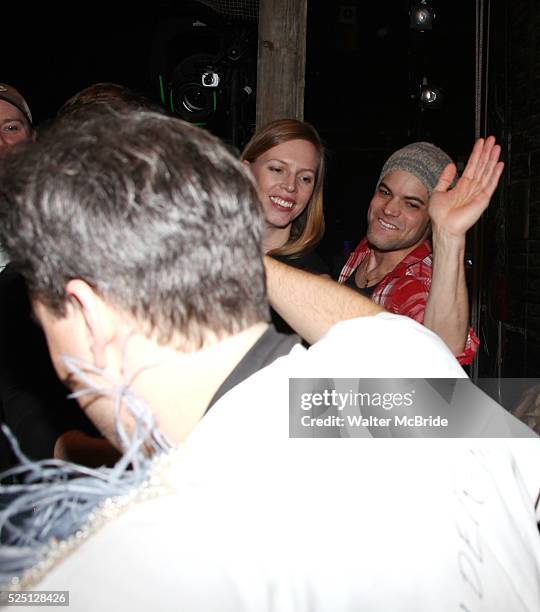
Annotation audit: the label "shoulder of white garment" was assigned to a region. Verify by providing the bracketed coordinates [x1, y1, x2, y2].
[306, 312, 467, 378]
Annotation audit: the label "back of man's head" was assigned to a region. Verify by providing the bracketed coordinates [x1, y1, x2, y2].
[0, 109, 268, 349]
[57, 82, 166, 118]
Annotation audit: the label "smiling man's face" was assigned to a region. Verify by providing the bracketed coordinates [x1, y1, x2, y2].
[366, 169, 431, 254]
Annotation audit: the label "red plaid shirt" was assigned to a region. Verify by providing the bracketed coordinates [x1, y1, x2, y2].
[338, 238, 479, 365]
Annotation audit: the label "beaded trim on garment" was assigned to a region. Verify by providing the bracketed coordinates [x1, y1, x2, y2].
[10, 449, 179, 591]
[0, 351, 176, 587]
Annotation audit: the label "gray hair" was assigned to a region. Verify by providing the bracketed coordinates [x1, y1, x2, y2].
[0, 108, 268, 351]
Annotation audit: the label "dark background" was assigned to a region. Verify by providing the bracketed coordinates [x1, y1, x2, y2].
[6, 0, 540, 379]
[2, 0, 475, 269]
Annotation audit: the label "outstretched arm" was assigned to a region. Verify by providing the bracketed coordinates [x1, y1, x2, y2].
[265, 256, 382, 344]
[423, 136, 504, 355]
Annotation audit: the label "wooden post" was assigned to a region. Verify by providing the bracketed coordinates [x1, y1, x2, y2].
[256, 0, 308, 128]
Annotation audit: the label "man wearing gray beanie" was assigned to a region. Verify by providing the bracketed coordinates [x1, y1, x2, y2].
[265, 137, 502, 366]
[334, 138, 502, 365]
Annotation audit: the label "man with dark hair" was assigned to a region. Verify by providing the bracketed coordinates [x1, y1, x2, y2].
[56, 81, 166, 118]
[266, 140, 500, 366]
[338, 141, 484, 364]
[0, 110, 538, 610]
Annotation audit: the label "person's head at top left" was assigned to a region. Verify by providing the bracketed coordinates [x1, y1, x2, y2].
[0, 83, 33, 149]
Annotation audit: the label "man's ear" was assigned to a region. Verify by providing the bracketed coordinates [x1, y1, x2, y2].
[64, 280, 116, 369]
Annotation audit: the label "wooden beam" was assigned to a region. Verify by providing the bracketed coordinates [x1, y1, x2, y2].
[256, 0, 308, 128]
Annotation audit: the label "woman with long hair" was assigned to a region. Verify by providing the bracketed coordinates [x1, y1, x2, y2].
[241, 118, 328, 275]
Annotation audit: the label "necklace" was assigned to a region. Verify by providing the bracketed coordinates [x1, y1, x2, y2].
[364, 273, 381, 288]
[359, 259, 383, 289]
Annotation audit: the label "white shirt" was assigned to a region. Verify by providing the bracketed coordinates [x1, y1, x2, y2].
[27, 315, 540, 611]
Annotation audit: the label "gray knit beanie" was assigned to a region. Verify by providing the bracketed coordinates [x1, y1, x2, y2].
[377, 142, 454, 196]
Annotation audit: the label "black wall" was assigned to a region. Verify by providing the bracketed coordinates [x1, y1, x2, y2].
[481, 0, 540, 376]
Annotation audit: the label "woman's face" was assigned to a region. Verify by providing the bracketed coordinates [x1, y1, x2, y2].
[246, 139, 319, 230]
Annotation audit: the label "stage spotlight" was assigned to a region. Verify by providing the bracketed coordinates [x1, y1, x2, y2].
[175, 82, 215, 119]
[169, 53, 219, 121]
[163, 25, 256, 148]
[419, 78, 443, 109]
[202, 70, 220, 87]
[410, 1, 435, 31]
